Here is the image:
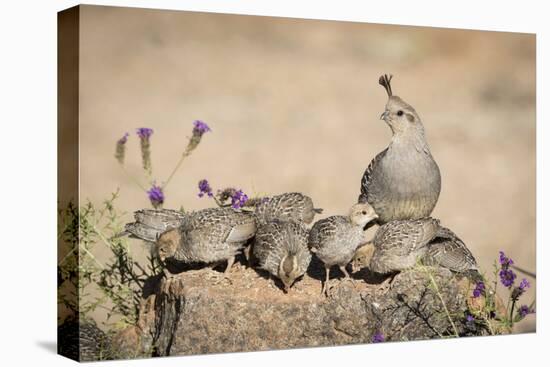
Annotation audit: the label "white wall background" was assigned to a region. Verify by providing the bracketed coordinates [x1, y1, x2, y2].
[0, 1, 547, 366]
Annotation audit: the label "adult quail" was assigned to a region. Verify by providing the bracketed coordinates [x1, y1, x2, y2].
[252, 219, 311, 292]
[119, 208, 185, 243]
[369, 218, 478, 277]
[155, 207, 257, 279]
[250, 192, 323, 225]
[309, 203, 378, 295]
[359, 74, 441, 224]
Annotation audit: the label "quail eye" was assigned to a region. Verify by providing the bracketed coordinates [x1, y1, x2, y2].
[361, 210, 367, 215]
[397, 110, 404, 116]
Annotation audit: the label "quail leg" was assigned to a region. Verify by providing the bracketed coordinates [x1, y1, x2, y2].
[211, 257, 236, 285]
[322, 266, 331, 296]
[339, 265, 352, 280]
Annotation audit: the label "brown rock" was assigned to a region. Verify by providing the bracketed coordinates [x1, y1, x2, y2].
[129, 262, 486, 357]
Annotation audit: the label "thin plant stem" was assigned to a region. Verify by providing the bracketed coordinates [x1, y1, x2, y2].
[421, 266, 459, 337]
[118, 163, 148, 192]
[162, 149, 191, 190]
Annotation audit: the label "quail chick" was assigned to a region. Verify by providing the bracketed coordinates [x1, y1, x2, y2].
[119, 208, 185, 243]
[359, 75, 441, 224]
[251, 192, 323, 225]
[156, 207, 257, 279]
[370, 218, 479, 277]
[421, 226, 480, 278]
[252, 219, 311, 292]
[369, 218, 441, 274]
[309, 203, 378, 295]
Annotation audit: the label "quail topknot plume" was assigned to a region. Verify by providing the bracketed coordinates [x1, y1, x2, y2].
[369, 218, 478, 278]
[250, 192, 323, 225]
[359, 74, 441, 224]
[252, 219, 311, 292]
[309, 203, 378, 295]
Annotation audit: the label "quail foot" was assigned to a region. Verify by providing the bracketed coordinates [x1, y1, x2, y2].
[359, 74, 441, 224]
[309, 203, 378, 296]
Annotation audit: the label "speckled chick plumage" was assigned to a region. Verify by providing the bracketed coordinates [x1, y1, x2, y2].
[309, 203, 378, 295]
[370, 218, 478, 276]
[156, 207, 257, 270]
[121, 209, 185, 243]
[422, 226, 478, 274]
[252, 219, 311, 291]
[310, 203, 378, 269]
[252, 192, 323, 225]
[370, 218, 441, 274]
[359, 75, 441, 224]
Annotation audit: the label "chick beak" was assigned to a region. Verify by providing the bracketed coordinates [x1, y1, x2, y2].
[380, 110, 389, 120]
[283, 284, 290, 293]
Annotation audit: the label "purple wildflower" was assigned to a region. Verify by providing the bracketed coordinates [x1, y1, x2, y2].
[519, 278, 530, 291]
[512, 278, 531, 299]
[136, 127, 154, 140]
[193, 120, 211, 135]
[517, 305, 532, 319]
[147, 184, 164, 209]
[498, 251, 516, 288]
[372, 332, 385, 343]
[499, 268, 517, 288]
[473, 281, 485, 298]
[198, 179, 213, 198]
[466, 314, 475, 323]
[115, 132, 130, 164]
[184, 120, 211, 153]
[136, 128, 154, 174]
[499, 251, 514, 267]
[231, 189, 249, 209]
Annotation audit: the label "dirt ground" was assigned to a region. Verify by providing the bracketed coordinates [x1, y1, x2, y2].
[74, 6, 536, 333]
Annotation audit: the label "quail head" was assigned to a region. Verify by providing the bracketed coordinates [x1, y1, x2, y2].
[309, 203, 378, 295]
[359, 74, 441, 224]
[252, 219, 311, 292]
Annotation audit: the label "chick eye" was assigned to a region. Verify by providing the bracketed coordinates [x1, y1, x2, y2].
[361, 210, 367, 215]
[397, 110, 404, 116]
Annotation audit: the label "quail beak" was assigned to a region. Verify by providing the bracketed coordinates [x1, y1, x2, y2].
[283, 284, 290, 293]
[380, 110, 389, 120]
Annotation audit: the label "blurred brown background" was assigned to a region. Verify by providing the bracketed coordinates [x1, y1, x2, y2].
[77, 6, 536, 332]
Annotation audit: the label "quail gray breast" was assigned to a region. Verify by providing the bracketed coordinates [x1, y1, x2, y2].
[252, 192, 323, 225]
[252, 219, 311, 292]
[359, 74, 441, 224]
[156, 207, 257, 278]
[309, 203, 378, 295]
[370, 218, 479, 277]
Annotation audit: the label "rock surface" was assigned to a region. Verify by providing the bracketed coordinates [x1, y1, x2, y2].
[116, 259, 487, 358]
